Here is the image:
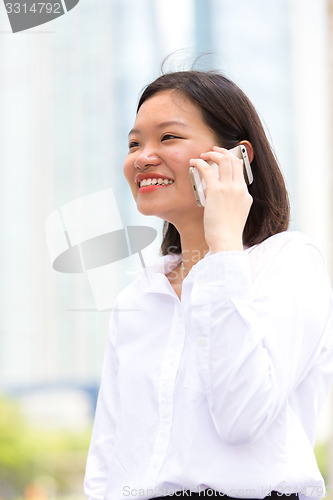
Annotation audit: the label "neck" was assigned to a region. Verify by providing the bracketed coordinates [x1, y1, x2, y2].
[174, 219, 209, 276]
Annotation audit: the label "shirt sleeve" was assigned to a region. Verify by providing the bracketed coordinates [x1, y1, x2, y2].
[186, 236, 333, 446]
[84, 310, 119, 500]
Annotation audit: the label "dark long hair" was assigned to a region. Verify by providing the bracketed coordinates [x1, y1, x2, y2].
[137, 70, 290, 254]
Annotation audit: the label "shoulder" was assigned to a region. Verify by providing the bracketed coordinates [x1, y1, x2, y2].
[248, 230, 324, 261]
[247, 230, 328, 283]
[248, 230, 313, 253]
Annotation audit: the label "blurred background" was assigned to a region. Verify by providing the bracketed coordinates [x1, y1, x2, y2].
[0, 0, 332, 498]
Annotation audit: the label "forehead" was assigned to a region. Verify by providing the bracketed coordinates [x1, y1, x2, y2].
[132, 90, 204, 131]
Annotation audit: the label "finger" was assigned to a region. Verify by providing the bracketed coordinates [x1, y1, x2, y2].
[189, 158, 219, 188]
[203, 149, 246, 185]
[200, 151, 234, 183]
[232, 157, 248, 185]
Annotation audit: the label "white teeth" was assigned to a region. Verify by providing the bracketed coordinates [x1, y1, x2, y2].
[139, 178, 174, 187]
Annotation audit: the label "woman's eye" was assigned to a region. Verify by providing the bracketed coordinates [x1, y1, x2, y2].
[161, 134, 181, 141]
[128, 141, 140, 149]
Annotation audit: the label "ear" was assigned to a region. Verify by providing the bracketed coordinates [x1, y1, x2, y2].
[239, 140, 254, 163]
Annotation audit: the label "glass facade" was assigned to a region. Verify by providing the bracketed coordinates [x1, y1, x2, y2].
[0, 0, 331, 420]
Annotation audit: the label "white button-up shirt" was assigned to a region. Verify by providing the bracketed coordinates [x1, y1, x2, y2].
[84, 231, 333, 500]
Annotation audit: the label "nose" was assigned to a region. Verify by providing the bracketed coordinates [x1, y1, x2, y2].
[134, 148, 161, 170]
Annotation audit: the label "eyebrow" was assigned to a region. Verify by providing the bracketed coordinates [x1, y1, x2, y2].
[128, 120, 190, 137]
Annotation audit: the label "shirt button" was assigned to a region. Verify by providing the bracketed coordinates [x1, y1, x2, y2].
[199, 337, 207, 348]
[152, 462, 160, 473]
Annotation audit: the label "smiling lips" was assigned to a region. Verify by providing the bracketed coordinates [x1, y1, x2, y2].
[135, 174, 174, 192]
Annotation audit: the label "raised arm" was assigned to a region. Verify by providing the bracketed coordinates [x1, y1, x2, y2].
[184, 235, 333, 445]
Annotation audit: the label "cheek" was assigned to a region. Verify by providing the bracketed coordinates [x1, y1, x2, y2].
[123, 157, 133, 183]
[123, 158, 139, 199]
[172, 143, 208, 169]
[170, 150, 193, 177]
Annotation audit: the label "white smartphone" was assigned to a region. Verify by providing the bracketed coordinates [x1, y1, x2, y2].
[189, 144, 253, 207]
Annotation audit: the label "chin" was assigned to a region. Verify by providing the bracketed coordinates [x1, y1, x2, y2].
[137, 205, 175, 223]
[136, 202, 163, 217]
[137, 207, 157, 216]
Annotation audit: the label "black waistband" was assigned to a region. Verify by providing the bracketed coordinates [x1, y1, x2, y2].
[151, 490, 299, 499]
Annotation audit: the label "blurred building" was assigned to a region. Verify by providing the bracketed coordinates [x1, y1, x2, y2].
[0, 0, 331, 434]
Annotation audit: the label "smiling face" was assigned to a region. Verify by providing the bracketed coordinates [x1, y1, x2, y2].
[123, 90, 218, 227]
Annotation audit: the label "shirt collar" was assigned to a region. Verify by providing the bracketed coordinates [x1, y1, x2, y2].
[136, 247, 252, 295]
[138, 253, 182, 295]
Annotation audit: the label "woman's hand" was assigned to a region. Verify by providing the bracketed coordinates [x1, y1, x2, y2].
[189, 146, 253, 253]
